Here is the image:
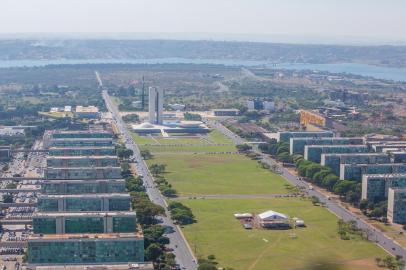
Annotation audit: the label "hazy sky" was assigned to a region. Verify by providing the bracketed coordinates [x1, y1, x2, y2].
[1, 0, 406, 43]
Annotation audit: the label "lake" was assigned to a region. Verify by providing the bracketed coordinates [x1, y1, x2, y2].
[0, 58, 405, 82]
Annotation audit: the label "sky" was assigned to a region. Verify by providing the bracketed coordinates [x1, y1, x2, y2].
[1, 0, 406, 44]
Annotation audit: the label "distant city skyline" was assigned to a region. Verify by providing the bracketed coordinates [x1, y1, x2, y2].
[1, 0, 406, 45]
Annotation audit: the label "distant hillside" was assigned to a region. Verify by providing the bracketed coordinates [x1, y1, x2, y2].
[1, 39, 406, 68]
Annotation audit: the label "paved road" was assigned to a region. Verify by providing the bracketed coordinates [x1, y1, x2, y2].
[205, 119, 406, 259]
[100, 82, 197, 269]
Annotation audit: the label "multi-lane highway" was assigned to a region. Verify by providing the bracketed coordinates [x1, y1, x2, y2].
[100, 82, 197, 270]
[206, 118, 406, 259]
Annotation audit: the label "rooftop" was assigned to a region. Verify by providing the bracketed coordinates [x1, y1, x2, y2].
[46, 155, 117, 159]
[25, 262, 154, 270]
[41, 179, 125, 184]
[278, 131, 333, 134]
[33, 211, 136, 218]
[51, 138, 113, 141]
[52, 130, 111, 134]
[321, 153, 388, 156]
[344, 163, 406, 167]
[39, 193, 130, 199]
[49, 146, 115, 150]
[363, 173, 406, 179]
[212, 108, 239, 111]
[46, 166, 121, 169]
[29, 231, 143, 241]
[306, 144, 366, 148]
[258, 210, 288, 220]
[291, 137, 363, 141]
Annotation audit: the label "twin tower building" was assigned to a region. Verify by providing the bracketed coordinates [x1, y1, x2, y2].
[148, 87, 164, 125]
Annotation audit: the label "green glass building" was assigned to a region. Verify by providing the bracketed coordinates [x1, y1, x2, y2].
[45, 167, 122, 180]
[361, 174, 406, 201]
[37, 194, 131, 212]
[33, 127, 144, 265]
[51, 131, 112, 139]
[340, 163, 406, 181]
[49, 138, 113, 148]
[28, 233, 144, 264]
[46, 156, 118, 167]
[41, 180, 126, 194]
[304, 145, 369, 163]
[387, 188, 406, 224]
[321, 153, 390, 176]
[49, 147, 116, 156]
[278, 131, 334, 143]
[290, 137, 363, 155]
[33, 212, 137, 234]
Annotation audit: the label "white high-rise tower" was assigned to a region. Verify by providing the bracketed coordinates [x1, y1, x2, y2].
[148, 87, 164, 124]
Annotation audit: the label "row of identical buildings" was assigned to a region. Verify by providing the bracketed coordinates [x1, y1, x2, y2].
[277, 131, 406, 224]
[26, 129, 151, 269]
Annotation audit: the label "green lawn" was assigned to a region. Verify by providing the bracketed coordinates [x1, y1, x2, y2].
[132, 127, 387, 269]
[147, 154, 289, 195]
[141, 144, 237, 153]
[180, 198, 387, 270]
[154, 136, 209, 145]
[131, 133, 157, 145]
[207, 130, 234, 144]
[133, 131, 233, 146]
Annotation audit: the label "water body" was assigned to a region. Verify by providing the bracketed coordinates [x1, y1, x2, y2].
[0, 58, 405, 82]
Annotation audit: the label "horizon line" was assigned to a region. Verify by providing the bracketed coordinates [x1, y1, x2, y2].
[0, 32, 406, 46]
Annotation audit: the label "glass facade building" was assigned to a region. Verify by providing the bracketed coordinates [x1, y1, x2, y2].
[47, 156, 118, 167]
[31, 128, 144, 265]
[52, 131, 112, 139]
[340, 163, 406, 181]
[33, 212, 137, 234]
[393, 152, 406, 163]
[38, 194, 131, 212]
[278, 131, 334, 143]
[290, 137, 363, 155]
[28, 234, 144, 264]
[304, 145, 369, 163]
[49, 138, 113, 148]
[321, 153, 390, 176]
[387, 188, 406, 224]
[32, 218, 57, 234]
[45, 167, 122, 180]
[49, 147, 116, 156]
[41, 180, 126, 195]
[362, 174, 406, 201]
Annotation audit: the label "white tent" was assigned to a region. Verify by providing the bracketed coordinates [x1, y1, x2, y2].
[258, 210, 288, 221]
